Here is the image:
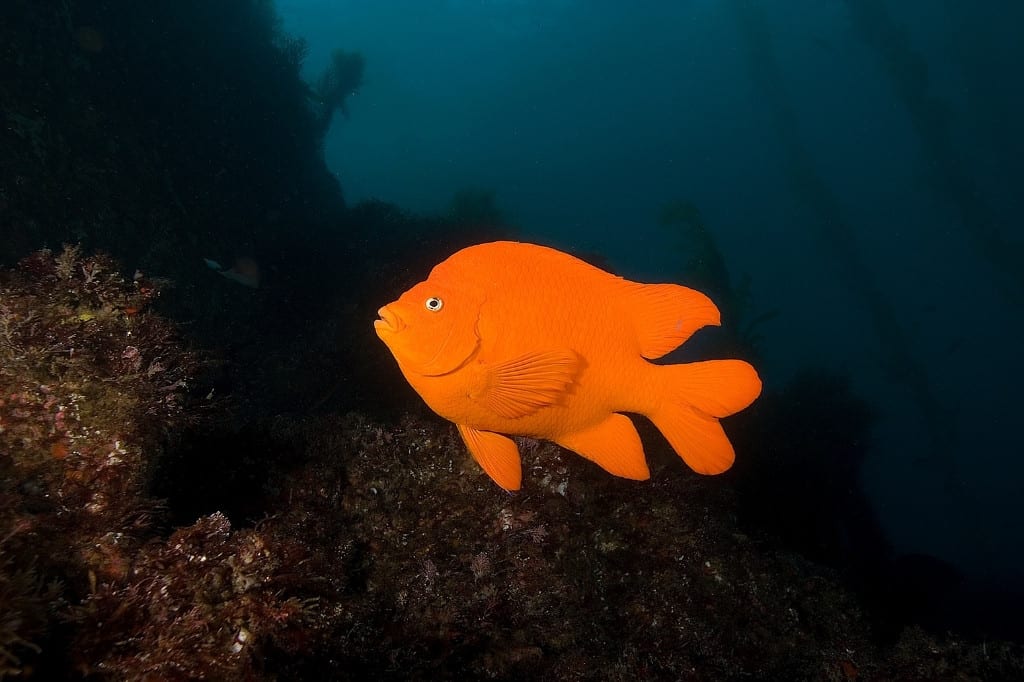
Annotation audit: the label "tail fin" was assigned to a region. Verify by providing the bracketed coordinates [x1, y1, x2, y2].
[648, 359, 761, 475]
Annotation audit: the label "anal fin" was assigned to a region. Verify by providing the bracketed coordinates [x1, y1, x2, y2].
[555, 413, 650, 481]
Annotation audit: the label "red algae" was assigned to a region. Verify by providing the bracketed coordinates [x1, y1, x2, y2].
[0, 247, 331, 679]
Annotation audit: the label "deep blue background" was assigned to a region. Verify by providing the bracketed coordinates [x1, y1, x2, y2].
[278, 0, 1023, 585]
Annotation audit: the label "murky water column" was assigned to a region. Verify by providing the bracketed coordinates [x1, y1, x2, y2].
[843, 0, 1023, 306]
[726, 0, 984, 561]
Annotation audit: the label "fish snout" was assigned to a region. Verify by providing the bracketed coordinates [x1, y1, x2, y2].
[374, 305, 404, 335]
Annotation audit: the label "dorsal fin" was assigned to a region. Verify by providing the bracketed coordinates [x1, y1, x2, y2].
[622, 282, 721, 359]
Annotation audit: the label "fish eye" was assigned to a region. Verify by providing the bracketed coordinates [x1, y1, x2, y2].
[425, 296, 443, 312]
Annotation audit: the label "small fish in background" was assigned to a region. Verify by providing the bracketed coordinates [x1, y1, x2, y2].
[374, 241, 762, 491]
[204, 256, 260, 288]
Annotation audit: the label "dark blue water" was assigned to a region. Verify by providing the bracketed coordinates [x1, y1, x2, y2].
[279, 0, 1024, 590]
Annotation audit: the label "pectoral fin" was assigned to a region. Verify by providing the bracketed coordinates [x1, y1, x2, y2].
[457, 424, 522, 491]
[472, 350, 580, 419]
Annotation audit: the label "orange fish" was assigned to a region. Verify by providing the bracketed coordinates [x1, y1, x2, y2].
[374, 241, 762, 491]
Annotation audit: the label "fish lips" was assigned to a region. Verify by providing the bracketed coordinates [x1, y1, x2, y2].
[374, 305, 404, 338]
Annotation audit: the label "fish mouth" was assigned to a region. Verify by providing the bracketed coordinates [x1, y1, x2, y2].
[374, 305, 404, 335]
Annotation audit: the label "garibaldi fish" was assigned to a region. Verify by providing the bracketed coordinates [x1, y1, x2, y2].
[374, 241, 761, 491]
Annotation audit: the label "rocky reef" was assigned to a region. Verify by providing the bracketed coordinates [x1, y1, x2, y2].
[2, 248, 1023, 679]
[0, 247, 320, 678]
[2, 1, 1023, 679]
